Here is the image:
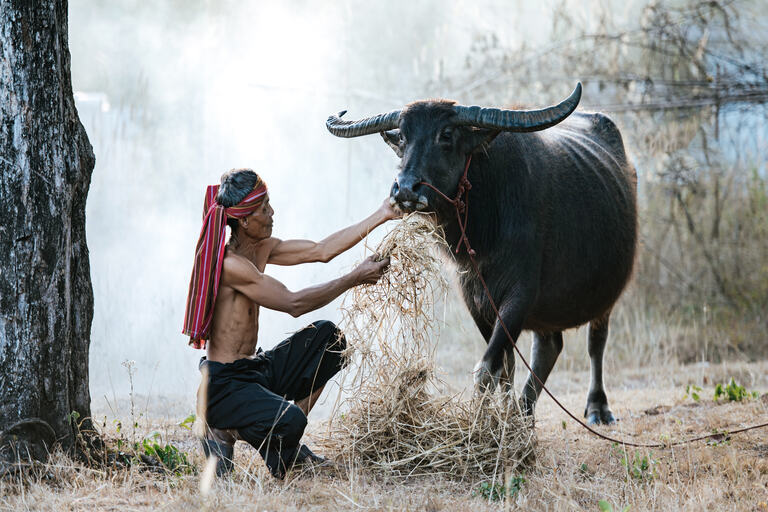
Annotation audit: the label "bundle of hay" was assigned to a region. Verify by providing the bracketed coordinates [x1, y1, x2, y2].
[321, 214, 535, 480]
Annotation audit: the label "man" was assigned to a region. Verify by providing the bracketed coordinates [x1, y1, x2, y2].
[183, 168, 398, 479]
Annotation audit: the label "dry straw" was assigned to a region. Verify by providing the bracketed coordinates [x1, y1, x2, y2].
[321, 213, 535, 481]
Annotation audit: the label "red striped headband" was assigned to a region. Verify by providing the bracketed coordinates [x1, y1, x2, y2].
[182, 177, 267, 348]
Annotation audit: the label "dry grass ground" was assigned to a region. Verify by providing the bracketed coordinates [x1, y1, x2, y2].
[2, 359, 767, 511]
[3, 217, 767, 511]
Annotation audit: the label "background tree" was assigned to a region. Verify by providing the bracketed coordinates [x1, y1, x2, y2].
[0, 0, 95, 466]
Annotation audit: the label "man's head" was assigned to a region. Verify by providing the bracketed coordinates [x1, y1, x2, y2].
[217, 168, 274, 240]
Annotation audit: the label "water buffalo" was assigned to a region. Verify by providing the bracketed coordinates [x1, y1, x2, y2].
[326, 84, 637, 425]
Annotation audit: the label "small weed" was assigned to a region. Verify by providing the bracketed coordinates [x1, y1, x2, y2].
[472, 481, 505, 501]
[598, 500, 630, 512]
[623, 451, 657, 481]
[684, 384, 702, 401]
[507, 474, 525, 498]
[114, 432, 195, 476]
[612, 444, 657, 482]
[472, 474, 525, 501]
[178, 414, 196, 430]
[135, 432, 194, 475]
[121, 360, 140, 443]
[705, 429, 731, 446]
[713, 378, 759, 402]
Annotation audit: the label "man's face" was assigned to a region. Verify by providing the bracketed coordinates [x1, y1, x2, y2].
[242, 194, 274, 240]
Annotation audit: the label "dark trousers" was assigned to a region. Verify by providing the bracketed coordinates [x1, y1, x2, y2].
[199, 320, 346, 477]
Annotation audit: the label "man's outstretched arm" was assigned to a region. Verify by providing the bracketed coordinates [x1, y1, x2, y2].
[224, 253, 390, 317]
[267, 199, 400, 266]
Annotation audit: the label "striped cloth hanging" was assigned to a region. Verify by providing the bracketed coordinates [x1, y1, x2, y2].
[182, 178, 267, 348]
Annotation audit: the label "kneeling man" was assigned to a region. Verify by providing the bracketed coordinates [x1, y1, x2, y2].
[183, 168, 397, 478]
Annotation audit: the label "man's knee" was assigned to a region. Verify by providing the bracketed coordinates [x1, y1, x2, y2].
[314, 320, 347, 352]
[278, 404, 307, 445]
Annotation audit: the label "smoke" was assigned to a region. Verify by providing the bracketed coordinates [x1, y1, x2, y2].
[68, 0, 558, 415]
[71, 0, 766, 418]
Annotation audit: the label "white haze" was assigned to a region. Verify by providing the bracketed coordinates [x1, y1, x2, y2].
[68, 1, 765, 420]
[69, 0, 573, 417]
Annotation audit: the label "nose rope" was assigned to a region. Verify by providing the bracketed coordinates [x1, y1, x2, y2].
[422, 153, 768, 448]
[419, 155, 475, 255]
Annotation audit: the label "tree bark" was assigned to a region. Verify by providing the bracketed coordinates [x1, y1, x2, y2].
[0, 0, 95, 463]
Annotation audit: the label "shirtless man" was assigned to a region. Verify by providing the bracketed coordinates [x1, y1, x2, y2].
[183, 168, 398, 479]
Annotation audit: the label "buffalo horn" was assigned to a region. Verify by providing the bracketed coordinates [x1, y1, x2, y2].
[453, 83, 582, 132]
[326, 109, 402, 138]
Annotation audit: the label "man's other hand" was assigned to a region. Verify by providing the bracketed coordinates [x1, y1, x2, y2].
[353, 255, 391, 285]
[378, 198, 403, 221]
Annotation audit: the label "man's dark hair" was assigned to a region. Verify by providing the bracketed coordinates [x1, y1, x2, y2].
[217, 168, 261, 231]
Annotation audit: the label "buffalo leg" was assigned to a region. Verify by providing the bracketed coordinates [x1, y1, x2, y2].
[585, 313, 616, 425]
[467, 303, 517, 393]
[521, 331, 563, 415]
[473, 301, 527, 393]
[498, 349, 515, 394]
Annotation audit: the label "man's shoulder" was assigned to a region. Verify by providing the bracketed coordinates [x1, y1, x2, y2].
[263, 236, 282, 253]
[221, 251, 259, 283]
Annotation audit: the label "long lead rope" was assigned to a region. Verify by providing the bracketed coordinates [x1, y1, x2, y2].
[419, 155, 768, 448]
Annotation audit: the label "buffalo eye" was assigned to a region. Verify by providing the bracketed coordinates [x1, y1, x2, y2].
[438, 127, 453, 145]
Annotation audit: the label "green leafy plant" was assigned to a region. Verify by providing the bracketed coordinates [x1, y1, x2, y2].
[613, 444, 657, 482]
[713, 378, 759, 402]
[598, 500, 630, 512]
[684, 384, 702, 401]
[472, 481, 506, 501]
[178, 414, 196, 430]
[68, 410, 81, 424]
[134, 432, 195, 476]
[507, 474, 525, 498]
[472, 474, 525, 501]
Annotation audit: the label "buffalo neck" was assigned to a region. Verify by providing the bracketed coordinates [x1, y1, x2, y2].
[434, 151, 504, 267]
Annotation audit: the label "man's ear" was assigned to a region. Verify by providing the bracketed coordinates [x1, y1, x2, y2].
[461, 127, 501, 153]
[380, 129, 403, 158]
[238, 217, 248, 228]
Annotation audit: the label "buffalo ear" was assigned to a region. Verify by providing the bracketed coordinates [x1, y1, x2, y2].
[461, 127, 501, 153]
[380, 130, 403, 157]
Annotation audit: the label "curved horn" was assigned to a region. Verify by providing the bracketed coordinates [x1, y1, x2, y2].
[326, 109, 402, 138]
[453, 83, 582, 132]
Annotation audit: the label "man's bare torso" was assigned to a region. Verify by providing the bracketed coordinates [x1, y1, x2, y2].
[206, 238, 278, 363]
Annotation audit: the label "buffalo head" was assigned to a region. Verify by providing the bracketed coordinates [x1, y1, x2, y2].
[326, 83, 582, 213]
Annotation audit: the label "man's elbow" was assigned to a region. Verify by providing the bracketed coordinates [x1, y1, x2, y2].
[288, 296, 308, 318]
[316, 244, 334, 264]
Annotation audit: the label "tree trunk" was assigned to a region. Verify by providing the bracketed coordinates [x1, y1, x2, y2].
[0, 0, 95, 463]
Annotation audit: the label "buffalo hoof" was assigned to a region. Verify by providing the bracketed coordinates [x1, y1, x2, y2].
[585, 404, 616, 425]
[473, 359, 502, 394]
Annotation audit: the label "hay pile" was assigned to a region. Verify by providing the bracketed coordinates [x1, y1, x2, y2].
[322, 214, 535, 480]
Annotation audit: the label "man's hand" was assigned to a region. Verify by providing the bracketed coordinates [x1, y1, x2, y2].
[378, 198, 403, 221]
[353, 255, 391, 285]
